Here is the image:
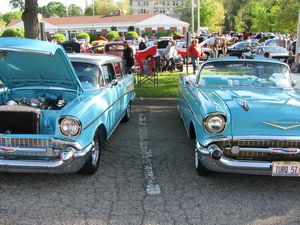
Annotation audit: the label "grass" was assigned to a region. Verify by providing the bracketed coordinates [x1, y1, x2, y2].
[135, 72, 182, 98]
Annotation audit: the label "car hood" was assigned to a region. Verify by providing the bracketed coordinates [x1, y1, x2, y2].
[0, 38, 82, 91]
[214, 88, 300, 136]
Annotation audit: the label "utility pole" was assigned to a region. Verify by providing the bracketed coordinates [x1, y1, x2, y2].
[295, 10, 300, 72]
[197, 0, 200, 34]
[191, 0, 194, 35]
[92, 0, 95, 16]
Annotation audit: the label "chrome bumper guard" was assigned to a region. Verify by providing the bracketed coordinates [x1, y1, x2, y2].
[0, 138, 94, 173]
[197, 142, 272, 175]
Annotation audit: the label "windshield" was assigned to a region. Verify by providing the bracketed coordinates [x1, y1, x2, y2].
[263, 47, 288, 53]
[198, 61, 291, 88]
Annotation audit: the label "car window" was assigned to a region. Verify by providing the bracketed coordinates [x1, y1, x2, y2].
[119, 62, 126, 76]
[71, 62, 103, 88]
[114, 63, 122, 79]
[199, 61, 291, 88]
[102, 63, 116, 83]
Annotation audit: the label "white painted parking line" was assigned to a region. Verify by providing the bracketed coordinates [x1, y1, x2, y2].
[139, 113, 161, 195]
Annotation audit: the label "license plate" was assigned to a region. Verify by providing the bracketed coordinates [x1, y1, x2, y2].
[272, 162, 300, 176]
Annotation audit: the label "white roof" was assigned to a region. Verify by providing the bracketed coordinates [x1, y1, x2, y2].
[135, 14, 189, 27]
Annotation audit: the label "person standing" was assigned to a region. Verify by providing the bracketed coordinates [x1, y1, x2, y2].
[122, 41, 135, 74]
[188, 39, 204, 74]
[163, 40, 177, 71]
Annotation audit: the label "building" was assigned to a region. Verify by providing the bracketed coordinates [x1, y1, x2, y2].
[7, 14, 189, 37]
[131, 0, 185, 19]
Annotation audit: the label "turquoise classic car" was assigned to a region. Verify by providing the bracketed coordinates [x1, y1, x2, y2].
[0, 38, 135, 174]
[178, 57, 300, 176]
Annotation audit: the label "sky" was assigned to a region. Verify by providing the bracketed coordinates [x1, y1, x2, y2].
[0, 0, 93, 13]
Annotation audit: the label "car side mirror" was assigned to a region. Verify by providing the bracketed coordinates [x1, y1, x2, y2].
[291, 80, 297, 87]
[111, 79, 118, 86]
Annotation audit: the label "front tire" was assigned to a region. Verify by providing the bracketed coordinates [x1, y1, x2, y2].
[195, 141, 211, 176]
[122, 103, 131, 122]
[80, 134, 101, 174]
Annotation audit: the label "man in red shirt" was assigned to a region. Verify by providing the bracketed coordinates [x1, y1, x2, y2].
[188, 39, 204, 74]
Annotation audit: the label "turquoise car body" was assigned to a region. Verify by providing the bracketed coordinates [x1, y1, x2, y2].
[178, 57, 300, 176]
[0, 38, 135, 173]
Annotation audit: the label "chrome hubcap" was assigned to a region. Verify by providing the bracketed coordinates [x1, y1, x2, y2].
[91, 138, 100, 167]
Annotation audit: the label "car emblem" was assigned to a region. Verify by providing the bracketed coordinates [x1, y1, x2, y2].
[263, 121, 300, 130]
[239, 100, 249, 111]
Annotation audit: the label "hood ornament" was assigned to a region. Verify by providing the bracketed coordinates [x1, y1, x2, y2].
[263, 121, 300, 130]
[240, 100, 249, 112]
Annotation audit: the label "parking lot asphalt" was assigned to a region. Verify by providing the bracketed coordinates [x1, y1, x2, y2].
[0, 98, 300, 225]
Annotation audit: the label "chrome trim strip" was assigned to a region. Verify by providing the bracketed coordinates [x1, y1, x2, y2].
[82, 90, 135, 130]
[225, 147, 300, 155]
[202, 135, 300, 147]
[0, 48, 52, 55]
[182, 94, 202, 126]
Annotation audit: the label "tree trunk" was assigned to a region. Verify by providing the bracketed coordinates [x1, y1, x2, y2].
[22, 0, 39, 39]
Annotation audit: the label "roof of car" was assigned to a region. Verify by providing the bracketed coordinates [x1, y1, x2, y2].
[68, 53, 123, 65]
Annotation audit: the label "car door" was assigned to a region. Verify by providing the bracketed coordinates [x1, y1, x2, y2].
[101, 63, 120, 134]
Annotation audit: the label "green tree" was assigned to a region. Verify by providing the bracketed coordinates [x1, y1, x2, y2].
[9, 0, 24, 11]
[68, 4, 83, 16]
[53, 33, 66, 43]
[2, 11, 22, 25]
[114, 0, 130, 15]
[46, 1, 67, 17]
[97, 0, 116, 16]
[179, 0, 225, 33]
[106, 31, 119, 41]
[125, 31, 138, 40]
[77, 32, 90, 42]
[0, 18, 6, 34]
[2, 28, 24, 37]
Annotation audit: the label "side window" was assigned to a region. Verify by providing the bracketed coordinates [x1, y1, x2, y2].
[102, 63, 116, 83]
[119, 62, 126, 76]
[71, 62, 102, 88]
[114, 63, 122, 79]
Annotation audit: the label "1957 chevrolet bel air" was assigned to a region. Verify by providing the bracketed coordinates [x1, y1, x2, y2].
[0, 38, 135, 174]
[178, 57, 300, 176]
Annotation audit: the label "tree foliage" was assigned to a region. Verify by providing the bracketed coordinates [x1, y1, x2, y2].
[2, 28, 24, 37]
[106, 31, 120, 41]
[1, 11, 22, 25]
[85, 0, 129, 16]
[233, 0, 300, 33]
[77, 32, 90, 42]
[53, 33, 66, 43]
[179, 0, 225, 33]
[43, 1, 67, 17]
[68, 4, 83, 16]
[125, 31, 138, 40]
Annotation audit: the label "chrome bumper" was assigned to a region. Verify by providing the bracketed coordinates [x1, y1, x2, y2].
[197, 143, 272, 175]
[0, 138, 93, 173]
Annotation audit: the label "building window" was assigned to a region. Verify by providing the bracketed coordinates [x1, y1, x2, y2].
[144, 1, 149, 6]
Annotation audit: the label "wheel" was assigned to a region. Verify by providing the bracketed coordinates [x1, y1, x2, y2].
[80, 134, 101, 174]
[122, 103, 131, 122]
[195, 141, 211, 176]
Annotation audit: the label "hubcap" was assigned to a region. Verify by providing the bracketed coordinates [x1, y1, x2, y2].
[91, 138, 100, 167]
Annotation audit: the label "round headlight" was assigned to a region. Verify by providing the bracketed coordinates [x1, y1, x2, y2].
[60, 117, 81, 136]
[204, 114, 226, 133]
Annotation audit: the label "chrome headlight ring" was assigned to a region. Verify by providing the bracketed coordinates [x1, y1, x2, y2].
[59, 116, 82, 137]
[204, 113, 226, 134]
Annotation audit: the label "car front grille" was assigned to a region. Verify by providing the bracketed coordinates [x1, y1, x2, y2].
[0, 137, 50, 148]
[215, 139, 300, 161]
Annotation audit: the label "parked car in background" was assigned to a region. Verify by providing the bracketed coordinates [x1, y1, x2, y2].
[178, 57, 300, 177]
[104, 42, 125, 57]
[0, 38, 135, 174]
[242, 46, 289, 61]
[227, 41, 259, 57]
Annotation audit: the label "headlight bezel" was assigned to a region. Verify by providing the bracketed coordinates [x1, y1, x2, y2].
[204, 113, 227, 134]
[59, 116, 82, 137]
